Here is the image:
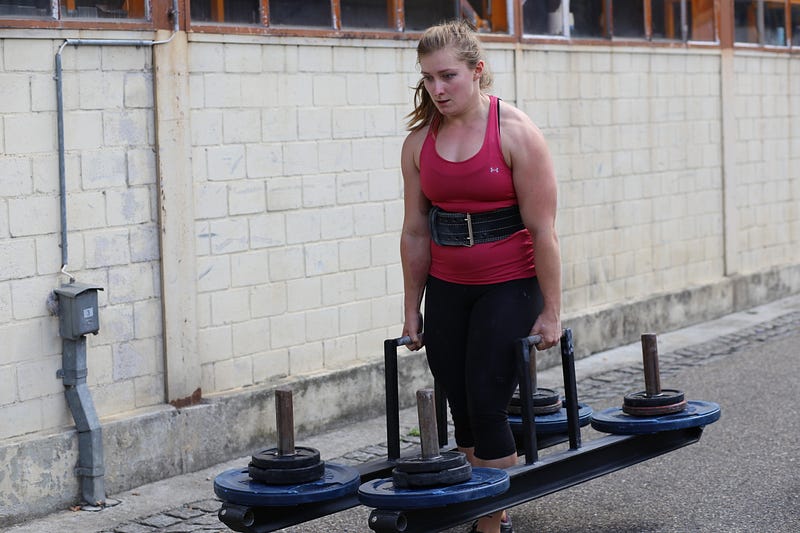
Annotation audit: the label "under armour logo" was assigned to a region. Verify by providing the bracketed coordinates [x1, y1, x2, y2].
[489, 167, 500, 173]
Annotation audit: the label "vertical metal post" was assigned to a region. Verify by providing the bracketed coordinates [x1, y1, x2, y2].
[434, 381, 448, 448]
[516, 338, 538, 464]
[55, 49, 68, 269]
[641, 333, 662, 396]
[384, 338, 401, 460]
[275, 387, 295, 456]
[560, 329, 581, 450]
[416, 389, 441, 459]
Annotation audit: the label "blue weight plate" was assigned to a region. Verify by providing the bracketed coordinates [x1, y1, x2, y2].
[508, 402, 593, 434]
[590, 400, 721, 435]
[358, 467, 509, 509]
[214, 463, 360, 506]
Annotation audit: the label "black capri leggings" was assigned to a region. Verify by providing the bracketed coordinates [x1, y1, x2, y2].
[423, 275, 544, 460]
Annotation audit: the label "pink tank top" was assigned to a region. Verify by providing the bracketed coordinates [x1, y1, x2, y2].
[419, 95, 535, 284]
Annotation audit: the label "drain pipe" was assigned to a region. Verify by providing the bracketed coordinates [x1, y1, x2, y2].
[52, 1, 178, 507]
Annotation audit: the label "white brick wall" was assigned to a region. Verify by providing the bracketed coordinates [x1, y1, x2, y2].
[1, 35, 799, 444]
[0, 39, 163, 440]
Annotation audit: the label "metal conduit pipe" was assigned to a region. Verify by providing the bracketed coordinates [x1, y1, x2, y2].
[53, 0, 178, 506]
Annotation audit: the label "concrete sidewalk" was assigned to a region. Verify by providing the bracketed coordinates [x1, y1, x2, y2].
[7, 293, 800, 533]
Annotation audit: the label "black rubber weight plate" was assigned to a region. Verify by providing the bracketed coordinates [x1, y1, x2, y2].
[510, 387, 561, 407]
[623, 389, 685, 407]
[394, 450, 467, 474]
[248, 460, 326, 485]
[392, 463, 473, 488]
[250, 446, 321, 470]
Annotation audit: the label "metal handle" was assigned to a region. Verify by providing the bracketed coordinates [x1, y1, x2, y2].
[395, 333, 424, 347]
[521, 334, 543, 347]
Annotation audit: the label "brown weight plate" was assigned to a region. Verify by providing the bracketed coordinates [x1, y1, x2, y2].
[533, 399, 563, 415]
[621, 399, 688, 417]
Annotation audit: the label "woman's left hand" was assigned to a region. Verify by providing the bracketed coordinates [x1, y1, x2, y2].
[529, 313, 561, 351]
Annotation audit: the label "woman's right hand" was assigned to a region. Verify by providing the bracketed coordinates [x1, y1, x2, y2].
[402, 312, 425, 351]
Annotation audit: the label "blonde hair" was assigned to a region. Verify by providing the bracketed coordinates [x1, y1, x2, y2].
[405, 19, 493, 132]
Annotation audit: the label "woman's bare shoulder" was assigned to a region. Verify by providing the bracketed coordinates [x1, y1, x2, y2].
[498, 100, 546, 155]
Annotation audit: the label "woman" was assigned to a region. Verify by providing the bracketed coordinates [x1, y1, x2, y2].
[399, 20, 562, 533]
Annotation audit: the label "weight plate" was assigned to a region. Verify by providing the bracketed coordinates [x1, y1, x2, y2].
[590, 400, 721, 435]
[248, 460, 326, 485]
[508, 402, 593, 435]
[623, 389, 685, 408]
[392, 463, 472, 488]
[358, 467, 510, 509]
[509, 387, 561, 407]
[509, 399, 563, 416]
[622, 399, 688, 416]
[214, 463, 360, 506]
[250, 446, 321, 470]
[394, 450, 467, 474]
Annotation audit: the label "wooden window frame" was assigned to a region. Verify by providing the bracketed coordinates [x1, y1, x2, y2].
[187, 0, 517, 42]
[0, 0, 796, 55]
[0, 0, 174, 29]
[731, 0, 799, 49]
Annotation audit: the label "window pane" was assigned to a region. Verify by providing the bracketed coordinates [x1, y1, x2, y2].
[651, 0, 682, 40]
[405, 0, 456, 32]
[523, 0, 566, 35]
[270, 0, 331, 27]
[793, 5, 800, 45]
[191, 0, 260, 23]
[613, 0, 645, 38]
[734, 0, 759, 43]
[341, 0, 390, 29]
[60, 0, 147, 18]
[764, 1, 786, 45]
[689, 0, 715, 41]
[0, 0, 50, 17]
[570, 0, 605, 38]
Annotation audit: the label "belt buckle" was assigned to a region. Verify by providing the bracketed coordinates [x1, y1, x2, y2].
[465, 213, 474, 247]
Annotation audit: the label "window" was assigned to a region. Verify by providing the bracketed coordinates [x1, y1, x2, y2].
[569, 0, 606, 38]
[523, 0, 568, 36]
[652, 0, 716, 41]
[191, 0, 260, 24]
[523, 1, 716, 42]
[405, 0, 456, 31]
[613, 0, 645, 38]
[188, 0, 512, 33]
[341, 0, 392, 29]
[735, 0, 796, 45]
[0, 0, 148, 20]
[793, 1, 800, 44]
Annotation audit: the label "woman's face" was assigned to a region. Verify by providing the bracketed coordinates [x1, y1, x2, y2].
[419, 47, 483, 117]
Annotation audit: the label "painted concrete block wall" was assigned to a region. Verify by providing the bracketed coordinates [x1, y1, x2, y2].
[518, 47, 725, 316]
[732, 52, 800, 274]
[0, 38, 164, 442]
[1, 32, 799, 451]
[188, 40, 417, 394]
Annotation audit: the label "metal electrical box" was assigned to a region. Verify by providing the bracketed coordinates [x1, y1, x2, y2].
[54, 282, 103, 340]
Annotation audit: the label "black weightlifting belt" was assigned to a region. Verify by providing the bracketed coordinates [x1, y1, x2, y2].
[428, 205, 525, 247]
